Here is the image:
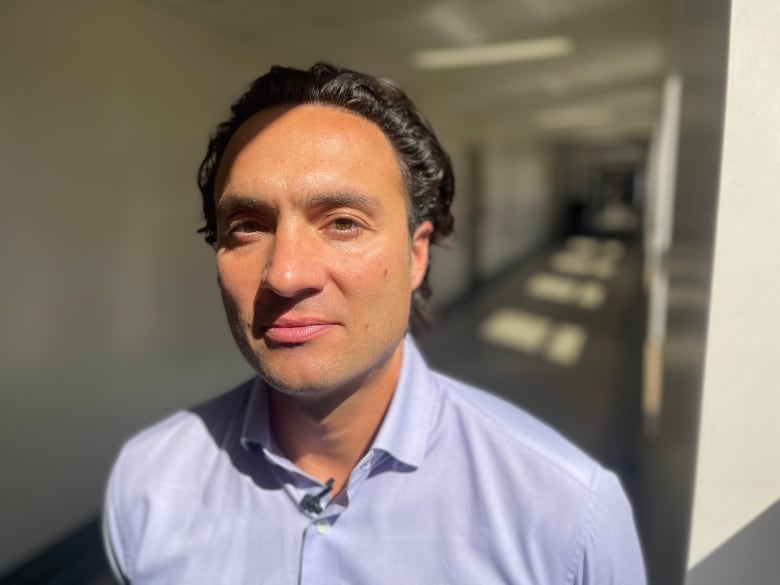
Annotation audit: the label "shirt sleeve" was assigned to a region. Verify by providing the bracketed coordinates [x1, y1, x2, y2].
[567, 468, 647, 585]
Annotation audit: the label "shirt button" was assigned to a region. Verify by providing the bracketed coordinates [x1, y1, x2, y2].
[315, 520, 331, 534]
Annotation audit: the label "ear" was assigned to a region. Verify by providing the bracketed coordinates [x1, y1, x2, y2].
[410, 220, 433, 290]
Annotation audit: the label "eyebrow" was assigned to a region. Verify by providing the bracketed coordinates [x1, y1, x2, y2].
[304, 191, 382, 215]
[215, 194, 270, 218]
[216, 190, 382, 217]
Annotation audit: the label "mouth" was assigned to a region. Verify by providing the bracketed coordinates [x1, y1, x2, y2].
[262, 319, 336, 344]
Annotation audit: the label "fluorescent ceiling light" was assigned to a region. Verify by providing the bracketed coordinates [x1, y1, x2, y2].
[412, 37, 574, 70]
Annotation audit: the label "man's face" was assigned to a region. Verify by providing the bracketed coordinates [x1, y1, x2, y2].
[214, 104, 431, 398]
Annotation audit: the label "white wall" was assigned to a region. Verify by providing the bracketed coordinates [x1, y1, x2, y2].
[478, 141, 555, 277]
[686, 0, 780, 572]
[426, 124, 559, 303]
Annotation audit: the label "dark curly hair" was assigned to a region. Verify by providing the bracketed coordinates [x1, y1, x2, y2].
[197, 63, 455, 333]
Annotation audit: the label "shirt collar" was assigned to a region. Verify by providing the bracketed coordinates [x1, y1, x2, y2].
[240, 376, 274, 454]
[239, 335, 439, 470]
[369, 335, 438, 469]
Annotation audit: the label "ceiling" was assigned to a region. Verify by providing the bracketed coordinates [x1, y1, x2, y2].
[140, 0, 669, 144]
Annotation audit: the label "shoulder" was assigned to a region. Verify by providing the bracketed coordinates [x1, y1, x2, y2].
[427, 371, 646, 583]
[103, 379, 256, 579]
[429, 370, 598, 488]
[105, 378, 256, 520]
[112, 378, 254, 485]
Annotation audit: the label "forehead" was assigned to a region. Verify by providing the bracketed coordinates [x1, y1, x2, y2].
[215, 104, 405, 200]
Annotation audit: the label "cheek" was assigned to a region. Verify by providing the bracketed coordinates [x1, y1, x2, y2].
[337, 245, 408, 287]
[336, 248, 412, 323]
[217, 256, 261, 308]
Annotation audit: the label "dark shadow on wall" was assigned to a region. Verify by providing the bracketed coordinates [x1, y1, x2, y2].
[686, 499, 779, 585]
[0, 518, 108, 585]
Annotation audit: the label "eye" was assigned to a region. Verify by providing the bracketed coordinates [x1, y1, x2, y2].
[324, 216, 364, 240]
[229, 219, 268, 233]
[332, 218, 358, 231]
[219, 218, 270, 245]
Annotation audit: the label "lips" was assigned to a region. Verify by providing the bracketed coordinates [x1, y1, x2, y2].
[262, 319, 335, 344]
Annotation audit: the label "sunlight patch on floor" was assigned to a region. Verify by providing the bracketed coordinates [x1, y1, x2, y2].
[479, 308, 589, 366]
[525, 273, 606, 309]
[479, 308, 551, 353]
[545, 323, 588, 366]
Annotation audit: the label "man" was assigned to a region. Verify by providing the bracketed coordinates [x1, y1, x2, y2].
[104, 63, 646, 584]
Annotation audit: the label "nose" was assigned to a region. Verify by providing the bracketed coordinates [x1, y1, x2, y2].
[260, 224, 326, 298]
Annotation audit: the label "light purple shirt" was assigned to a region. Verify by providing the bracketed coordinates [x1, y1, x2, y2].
[104, 337, 646, 584]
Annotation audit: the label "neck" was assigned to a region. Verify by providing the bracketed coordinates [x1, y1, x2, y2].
[268, 342, 404, 495]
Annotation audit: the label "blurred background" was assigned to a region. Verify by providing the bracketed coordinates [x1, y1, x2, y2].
[1, 0, 778, 584]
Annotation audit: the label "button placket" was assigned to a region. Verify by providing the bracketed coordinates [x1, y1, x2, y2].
[299, 514, 339, 584]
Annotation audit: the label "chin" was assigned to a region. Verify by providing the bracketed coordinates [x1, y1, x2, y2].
[250, 351, 341, 395]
